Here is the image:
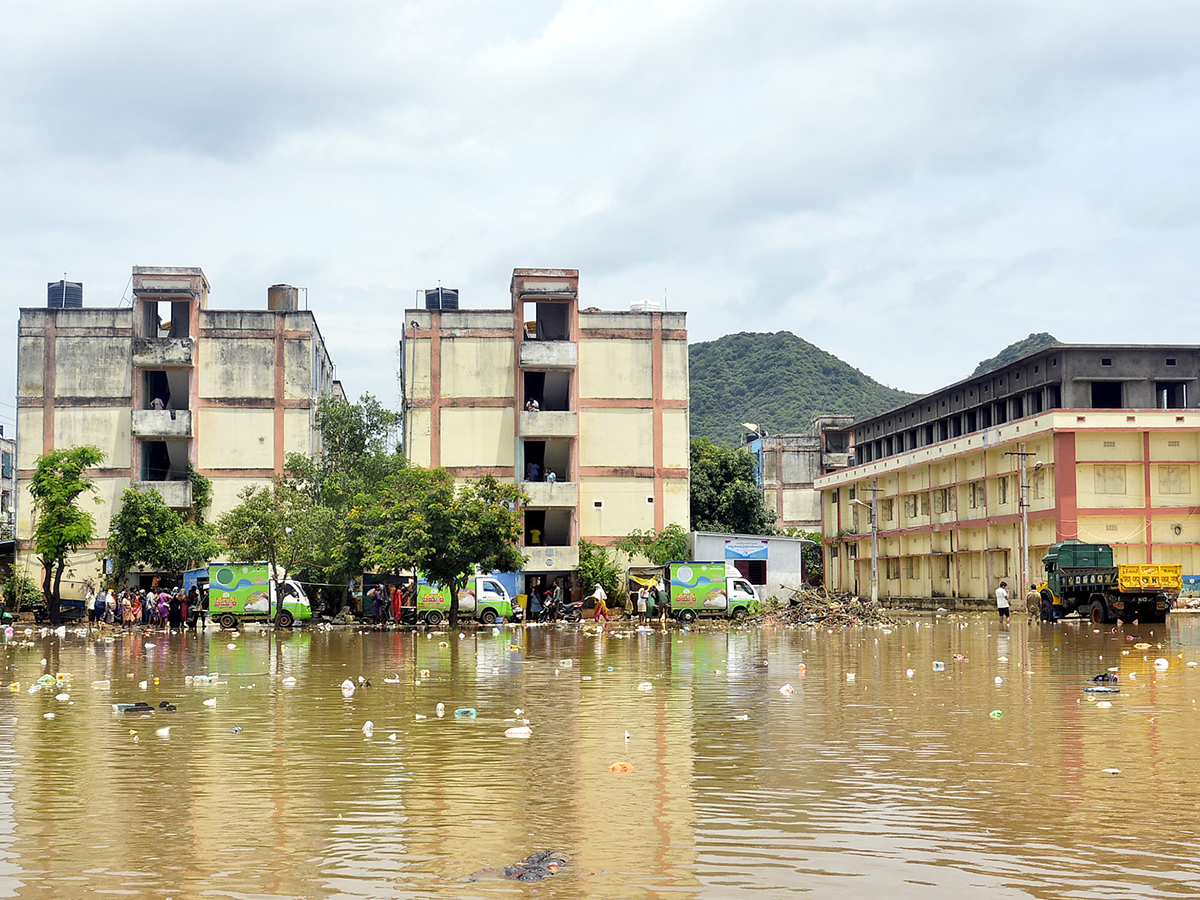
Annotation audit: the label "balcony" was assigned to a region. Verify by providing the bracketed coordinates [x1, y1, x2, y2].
[520, 544, 579, 573]
[822, 452, 851, 470]
[134, 480, 192, 509]
[522, 481, 578, 508]
[519, 340, 576, 369]
[132, 337, 195, 368]
[518, 410, 577, 438]
[131, 409, 192, 438]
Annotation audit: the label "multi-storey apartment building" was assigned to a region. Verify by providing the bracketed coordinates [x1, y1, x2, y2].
[817, 345, 1200, 603]
[748, 414, 855, 530]
[0, 427, 14, 542]
[15, 266, 341, 593]
[401, 268, 690, 588]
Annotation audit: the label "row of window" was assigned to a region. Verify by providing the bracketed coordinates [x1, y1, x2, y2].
[829, 549, 1012, 580]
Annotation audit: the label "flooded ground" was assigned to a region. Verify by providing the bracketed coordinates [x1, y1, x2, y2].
[1, 613, 1199, 899]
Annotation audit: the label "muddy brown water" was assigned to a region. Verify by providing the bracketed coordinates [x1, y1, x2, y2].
[0, 615, 1198, 899]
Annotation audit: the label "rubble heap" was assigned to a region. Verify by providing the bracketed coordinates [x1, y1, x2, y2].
[755, 587, 898, 628]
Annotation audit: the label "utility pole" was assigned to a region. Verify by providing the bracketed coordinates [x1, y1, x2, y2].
[1003, 444, 1038, 599]
[851, 478, 881, 603]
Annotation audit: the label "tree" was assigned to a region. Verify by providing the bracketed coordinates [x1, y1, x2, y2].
[690, 437, 777, 535]
[215, 480, 329, 626]
[108, 487, 222, 585]
[611, 523, 689, 567]
[360, 469, 525, 627]
[29, 446, 105, 624]
[578, 539, 626, 608]
[2, 571, 40, 616]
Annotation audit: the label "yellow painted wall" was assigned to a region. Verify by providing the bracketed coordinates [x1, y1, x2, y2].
[198, 338, 275, 398]
[1150, 432, 1200, 461]
[441, 338, 515, 398]
[662, 408, 689, 469]
[440, 407, 515, 468]
[55, 408, 131, 468]
[578, 339, 652, 399]
[197, 408, 275, 468]
[283, 338, 313, 400]
[284, 409, 313, 457]
[1077, 463, 1144, 508]
[16, 409, 42, 468]
[663, 478, 689, 530]
[209, 476, 275, 522]
[406, 340, 432, 400]
[661, 340, 688, 400]
[55, 337, 131, 397]
[579, 477, 657, 537]
[781, 487, 820, 524]
[1076, 431, 1143, 462]
[579, 408, 654, 467]
[408, 408, 432, 467]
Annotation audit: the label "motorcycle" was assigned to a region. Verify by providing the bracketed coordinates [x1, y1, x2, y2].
[543, 592, 583, 623]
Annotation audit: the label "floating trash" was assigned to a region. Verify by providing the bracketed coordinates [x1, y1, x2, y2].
[636, 682, 653, 691]
[505, 726, 533, 738]
[282, 677, 297, 686]
[415, 713, 427, 720]
[989, 710, 1003, 719]
[420, 669, 431, 679]
[779, 684, 795, 695]
[1085, 686, 1120, 693]
[384, 675, 401, 684]
[1096, 701, 1113, 709]
[732, 714, 749, 721]
[1154, 658, 1170, 670]
[994, 676, 1003, 684]
[608, 761, 633, 773]
[203, 698, 217, 707]
[436, 702, 445, 717]
[55, 692, 69, 702]
[846, 673, 855, 681]
[932, 661, 946, 672]
[362, 720, 374, 737]
[43, 713, 55, 720]
[340, 679, 356, 697]
[231, 726, 243, 734]
[156, 727, 171, 738]
[113, 702, 154, 714]
[906, 669, 914, 678]
[388, 733, 397, 741]
[454, 708, 477, 719]
[91, 680, 111, 689]
[1103, 768, 1121, 775]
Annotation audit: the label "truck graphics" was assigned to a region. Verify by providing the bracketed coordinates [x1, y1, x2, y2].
[667, 562, 760, 623]
[209, 564, 312, 629]
[415, 573, 520, 626]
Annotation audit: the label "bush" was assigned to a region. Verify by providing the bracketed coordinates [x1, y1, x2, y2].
[2, 572, 41, 614]
[578, 540, 627, 608]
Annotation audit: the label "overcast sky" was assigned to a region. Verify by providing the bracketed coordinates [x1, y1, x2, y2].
[4, 0, 1200, 435]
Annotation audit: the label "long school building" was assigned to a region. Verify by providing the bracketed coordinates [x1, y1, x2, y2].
[816, 345, 1200, 603]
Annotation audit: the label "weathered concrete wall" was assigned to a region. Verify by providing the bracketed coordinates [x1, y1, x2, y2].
[199, 338, 275, 398]
[442, 338, 515, 398]
[662, 340, 688, 400]
[663, 479, 689, 533]
[284, 409, 314, 457]
[283, 339, 313, 400]
[579, 339, 652, 398]
[131, 338, 194, 368]
[518, 410, 577, 438]
[579, 476, 657, 537]
[579, 408, 654, 467]
[440, 408, 515, 468]
[57, 337, 132, 397]
[407, 408, 432, 466]
[54, 408, 131, 468]
[16, 409, 42, 468]
[197, 409, 274, 469]
[519, 341, 577, 369]
[208, 476, 273, 523]
[406, 339, 432, 400]
[17, 336, 45, 398]
[662, 408, 690, 469]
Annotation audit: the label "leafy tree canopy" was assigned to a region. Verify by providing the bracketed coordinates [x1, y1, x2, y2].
[29, 445, 105, 622]
[578, 539, 626, 607]
[611, 523, 689, 567]
[359, 469, 525, 626]
[107, 487, 221, 583]
[690, 438, 776, 536]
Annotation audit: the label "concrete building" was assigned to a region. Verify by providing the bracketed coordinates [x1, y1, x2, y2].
[817, 344, 1200, 605]
[0, 427, 14, 542]
[748, 415, 855, 530]
[401, 268, 690, 587]
[15, 266, 341, 593]
[691, 531, 809, 597]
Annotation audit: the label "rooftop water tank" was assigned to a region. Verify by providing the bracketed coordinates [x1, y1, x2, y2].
[425, 287, 459, 310]
[629, 298, 663, 312]
[48, 280, 83, 308]
[267, 284, 299, 311]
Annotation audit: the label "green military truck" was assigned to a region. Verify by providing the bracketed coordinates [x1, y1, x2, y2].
[1037, 540, 1180, 624]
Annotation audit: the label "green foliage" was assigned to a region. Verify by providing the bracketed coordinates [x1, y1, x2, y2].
[578, 539, 626, 607]
[187, 464, 214, 524]
[108, 486, 222, 582]
[1, 572, 40, 614]
[782, 528, 824, 585]
[689, 331, 917, 445]
[29, 445, 105, 621]
[690, 438, 777, 535]
[973, 332, 1059, 375]
[359, 470, 526, 626]
[216, 481, 327, 576]
[611, 523, 689, 567]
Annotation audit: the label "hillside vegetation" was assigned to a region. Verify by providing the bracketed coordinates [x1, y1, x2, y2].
[973, 332, 1059, 375]
[688, 331, 917, 445]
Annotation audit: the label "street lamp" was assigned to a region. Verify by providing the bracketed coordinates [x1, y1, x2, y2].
[850, 496, 878, 603]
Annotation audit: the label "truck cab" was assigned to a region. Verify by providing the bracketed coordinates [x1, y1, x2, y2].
[207, 563, 312, 629]
[415, 573, 521, 626]
[667, 561, 760, 623]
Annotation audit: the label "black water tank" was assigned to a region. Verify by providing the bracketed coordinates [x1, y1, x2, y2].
[425, 287, 459, 310]
[48, 280, 83, 308]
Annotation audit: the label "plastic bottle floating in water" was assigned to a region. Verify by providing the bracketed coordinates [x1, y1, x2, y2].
[454, 708, 478, 718]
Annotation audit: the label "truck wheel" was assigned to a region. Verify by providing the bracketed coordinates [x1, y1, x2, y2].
[425, 610, 443, 626]
[1040, 591, 1056, 622]
[480, 608, 498, 625]
[219, 614, 237, 630]
[679, 609, 697, 624]
[277, 610, 295, 628]
[1089, 600, 1108, 625]
[730, 606, 748, 622]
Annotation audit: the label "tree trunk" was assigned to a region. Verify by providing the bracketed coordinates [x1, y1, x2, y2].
[50, 559, 64, 626]
[448, 576, 462, 628]
[40, 560, 55, 625]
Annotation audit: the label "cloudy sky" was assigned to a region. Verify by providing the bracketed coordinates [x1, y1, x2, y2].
[3, 0, 1200, 434]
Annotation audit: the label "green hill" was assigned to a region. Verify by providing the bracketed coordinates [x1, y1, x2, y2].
[973, 332, 1059, 375]
[688, 331, 918, 445]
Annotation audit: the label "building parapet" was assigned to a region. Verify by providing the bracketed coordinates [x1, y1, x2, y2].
[522, 481, 579, 508]
[519, 341, 577, 369]
[521, 544, 579, 572]
[518, 411, 577, 438]
[134, 480, 192, 509]
[131, 410, 192, 438]
[131, 337, 194, 367]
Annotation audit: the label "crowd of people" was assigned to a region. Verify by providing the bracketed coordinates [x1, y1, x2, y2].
[85, 583, 210, 630]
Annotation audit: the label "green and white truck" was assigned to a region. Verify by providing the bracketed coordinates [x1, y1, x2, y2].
[667, 561, 760, 623]
[207, 563, 313, 629]
[415, 574, 521, 626]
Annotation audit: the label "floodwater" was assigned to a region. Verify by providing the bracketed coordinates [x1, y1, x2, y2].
[1, 615, 1200, 899]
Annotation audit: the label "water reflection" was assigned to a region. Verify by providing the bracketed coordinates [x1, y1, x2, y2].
[1, 616, 1199, 897]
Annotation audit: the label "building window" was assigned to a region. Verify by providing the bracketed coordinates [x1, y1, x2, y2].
[1103, 441, 1116, 448]
[969, 482, 985, 509]
[1091, 382, 1123, 408]
[1095, 465, 1127, 495]
[881, 498, 895, 522]
[830, 544, 839, 559]
[904, 557, 918, 580]
[1159, 466, 1191, 495]
[1167, 358, 1177, 366]
[1101, 358, 1113, 367]
[998, 476, 1009, 505]
[885, 558, 900, 580]
[830, 489, 839, 504]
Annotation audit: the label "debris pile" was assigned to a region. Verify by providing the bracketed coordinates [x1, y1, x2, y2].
[755, 587, 898, 628]
[469, 849, 569, 882]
